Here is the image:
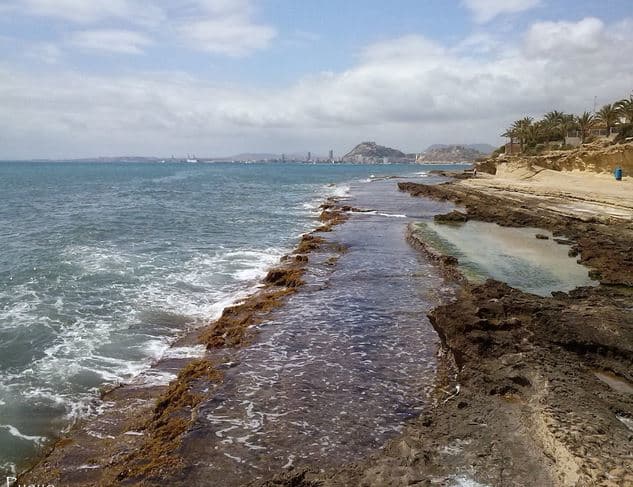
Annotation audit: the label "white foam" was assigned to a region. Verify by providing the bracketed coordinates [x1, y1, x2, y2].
[63, 244, 133, 276]
[617, 415, 633, 431]
[0, 174, 362, 464]
[0, 462, 16, 476]
[0, 424, 47, 445]
[133, 370, 177, 387]
[361, 211, 407, 218]
[302, 202, 319, 210]
[450, 475, 490, 487]
[282, 454, 295, 469]
[326, 183, 350, 199]
[224, 452, 245, 463]
[86, 430, 115, 440]
[230, 250, 281, 281]
[161, 345, 206, 360]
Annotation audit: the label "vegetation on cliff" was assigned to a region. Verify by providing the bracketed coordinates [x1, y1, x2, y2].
[500, 93, 633, 155]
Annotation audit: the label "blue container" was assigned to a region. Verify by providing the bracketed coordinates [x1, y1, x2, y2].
[615, 167, 623, 181]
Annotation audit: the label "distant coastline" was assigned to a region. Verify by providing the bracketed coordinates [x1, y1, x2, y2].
[1, 142, 494, 165]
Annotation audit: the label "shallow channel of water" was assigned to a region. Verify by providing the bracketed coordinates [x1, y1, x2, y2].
[174, 175, 456, 485]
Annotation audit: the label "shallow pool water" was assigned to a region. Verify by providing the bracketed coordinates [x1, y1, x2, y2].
[594, 370, 633, 395]
[414, 221, 596, 296]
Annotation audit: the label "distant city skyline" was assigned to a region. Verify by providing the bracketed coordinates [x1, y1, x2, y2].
[1, 0, 632, 159]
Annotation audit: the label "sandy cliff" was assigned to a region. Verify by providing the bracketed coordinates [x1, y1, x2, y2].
[480, 141, 633, 176]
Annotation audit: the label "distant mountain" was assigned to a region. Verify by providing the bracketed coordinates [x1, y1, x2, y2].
[417, 144, 488, 163]
[468, 144, 496, 154]
[342, 141, 410, 163]
[425, 143, 495, 155]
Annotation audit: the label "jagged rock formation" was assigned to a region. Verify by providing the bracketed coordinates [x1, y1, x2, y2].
[342, 142, 410, 163]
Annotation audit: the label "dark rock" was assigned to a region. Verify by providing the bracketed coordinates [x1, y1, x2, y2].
[554, 237, 574, 245]
[434, 211, 469, 223]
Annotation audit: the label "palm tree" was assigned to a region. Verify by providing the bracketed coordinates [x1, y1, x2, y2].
[559, 114, 577, 142]
[576, 112, 595, 143]
[542, 111, 564, 141]
[543, 110, 565, 124]
[596, 104, 619, 133]
[615, 96, 633, 123]
[510, 117, 534, 151]
[526, 122, 544, 147]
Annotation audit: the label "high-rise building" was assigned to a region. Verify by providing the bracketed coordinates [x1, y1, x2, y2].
[307, 151, 312, 162]
[328, 149, 334, 161]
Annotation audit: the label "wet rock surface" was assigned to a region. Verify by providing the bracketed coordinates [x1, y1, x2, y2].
[256, 180, 633, 486]
[20, 175, 459, 486]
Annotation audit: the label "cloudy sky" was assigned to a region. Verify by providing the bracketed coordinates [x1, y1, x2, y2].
[1, 0, 632, 159]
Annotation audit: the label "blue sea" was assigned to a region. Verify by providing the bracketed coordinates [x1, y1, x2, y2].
[0, 161, 457, 474]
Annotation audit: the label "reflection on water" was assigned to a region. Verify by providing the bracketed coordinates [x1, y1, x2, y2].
[415, 221, 596, 296]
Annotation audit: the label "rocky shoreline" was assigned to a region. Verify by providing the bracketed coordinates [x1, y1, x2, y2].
[19, 175, 633, 486]
[256, 178, 633, 486]
[18, 202, 355, 486]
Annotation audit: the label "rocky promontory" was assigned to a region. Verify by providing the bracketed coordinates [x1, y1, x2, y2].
[341, 141, 411, 163]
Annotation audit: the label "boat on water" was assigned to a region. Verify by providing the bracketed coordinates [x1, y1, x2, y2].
[185, 154, 199, 163]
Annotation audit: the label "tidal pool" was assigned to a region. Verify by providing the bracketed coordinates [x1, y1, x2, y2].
[594, 370, 633, 395]
[413, 220, 597, 296]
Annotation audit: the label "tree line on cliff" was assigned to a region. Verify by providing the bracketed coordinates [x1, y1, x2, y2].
[501, 93, 633, 155]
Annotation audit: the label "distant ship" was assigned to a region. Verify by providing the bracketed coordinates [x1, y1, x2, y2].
[185, 154, 199, 163]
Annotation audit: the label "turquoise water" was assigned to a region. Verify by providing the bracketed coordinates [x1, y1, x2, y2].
[0, 161, 453, 474]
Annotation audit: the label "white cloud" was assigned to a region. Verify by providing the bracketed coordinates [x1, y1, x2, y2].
[9, 0, 276, 58]
[17, 0, 164, 25]
[174, 0, 277, 56]
[462, 0, 540, 23]
[178, 16, 276, 56]
[25, 42, 63, 64]
[1, 17, 632, 159]
[524, 17, 605, 57]
[67, 30, 153, 54]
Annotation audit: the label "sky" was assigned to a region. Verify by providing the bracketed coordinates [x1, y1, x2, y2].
[0, 0, 632, 159]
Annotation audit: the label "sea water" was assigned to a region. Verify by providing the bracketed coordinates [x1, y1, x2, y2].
[0, 161, 456, 475]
